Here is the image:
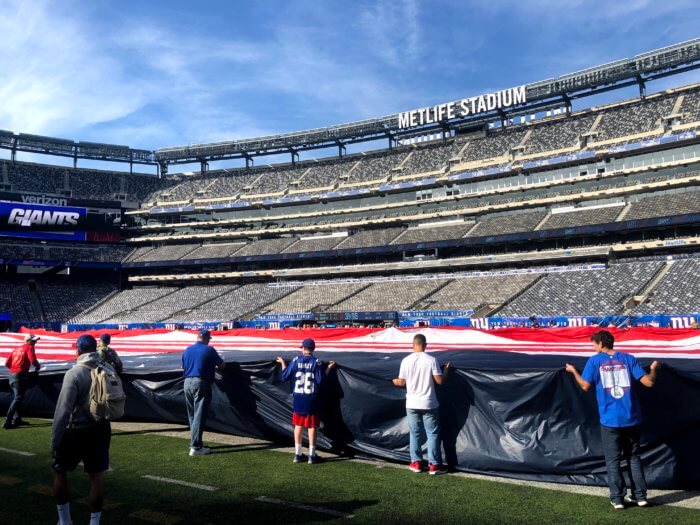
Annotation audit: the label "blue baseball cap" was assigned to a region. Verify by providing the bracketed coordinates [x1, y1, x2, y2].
[100, 334, 111, 344]
[198, 329, 211, 338]
[300, 338, 315, 350]
[76, 334, 97, 353]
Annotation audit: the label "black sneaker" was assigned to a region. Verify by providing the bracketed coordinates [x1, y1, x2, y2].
[308, 454, 321, 465]
[2, 420, 15, 430]
[293, 454, 305, 463]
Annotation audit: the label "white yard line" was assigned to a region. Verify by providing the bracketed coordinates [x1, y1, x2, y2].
[256, 496, 354, 518]
[0, 446, 36, 456]
[141, 474, 217, 492]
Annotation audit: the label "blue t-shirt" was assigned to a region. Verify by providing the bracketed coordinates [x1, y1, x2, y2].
[182, 342, 223, 382]
[581, 351, 647, 428]
[281, 354, 324, 415]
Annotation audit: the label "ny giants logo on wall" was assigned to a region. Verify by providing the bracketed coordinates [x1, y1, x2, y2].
[8, 208, 80, 227]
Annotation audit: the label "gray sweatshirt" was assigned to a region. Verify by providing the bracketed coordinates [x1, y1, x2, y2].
[51, 352, 104, 449]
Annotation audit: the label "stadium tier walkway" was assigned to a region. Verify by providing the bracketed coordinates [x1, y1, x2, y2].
[110, 422, 700, 510]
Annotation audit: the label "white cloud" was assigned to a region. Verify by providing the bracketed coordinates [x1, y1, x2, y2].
[0, 0, 272, 148]
[0, 0, 146, 136]
[358, 0, 423, 67]
[2, 0, 699, 156]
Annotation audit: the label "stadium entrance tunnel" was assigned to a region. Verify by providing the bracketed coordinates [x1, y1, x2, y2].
[2, 348, 699, 489]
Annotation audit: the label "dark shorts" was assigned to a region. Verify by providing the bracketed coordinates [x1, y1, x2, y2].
[52, 422, 111, 474]
[292, 412, 320, 428]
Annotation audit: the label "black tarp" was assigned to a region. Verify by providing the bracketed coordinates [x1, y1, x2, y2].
[2, 349, 699, 489]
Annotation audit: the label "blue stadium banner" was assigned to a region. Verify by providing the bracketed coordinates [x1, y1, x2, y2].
[0, 200, 87, 233]
[399, 310, 474, 318]
[0, 200, 119, 240]
[255, 313, 315, 321]
[0, 230, 87, 241]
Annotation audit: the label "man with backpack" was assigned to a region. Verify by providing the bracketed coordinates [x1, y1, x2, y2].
[3, 333, 41, 429]
[51, 334, 125, 525]
[97, 333, 123, 374]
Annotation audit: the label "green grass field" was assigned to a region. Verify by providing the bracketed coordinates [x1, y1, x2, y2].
[0, 418, 698, 524]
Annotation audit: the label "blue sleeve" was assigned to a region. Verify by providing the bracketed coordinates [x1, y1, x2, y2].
[210, 347, 223, 366]
[628, 355, 647, 381]
[314, 361, 323, 385]
[581, 357, 597, 384]
[281, 358, 296, 382]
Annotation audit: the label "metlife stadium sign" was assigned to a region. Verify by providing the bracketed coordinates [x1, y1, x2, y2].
[398, 85, 526, 129]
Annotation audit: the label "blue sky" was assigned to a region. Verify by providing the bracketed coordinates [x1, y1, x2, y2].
[1, 0, 699, 164]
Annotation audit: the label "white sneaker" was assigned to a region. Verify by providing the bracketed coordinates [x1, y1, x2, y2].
[610, 501, 624, 510]
[624, 495, 649, 507]
[189, 446, 211, 456]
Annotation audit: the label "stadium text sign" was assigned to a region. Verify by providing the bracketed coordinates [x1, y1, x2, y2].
[398, 85, 526, 129]
[8, 208, 80, 227]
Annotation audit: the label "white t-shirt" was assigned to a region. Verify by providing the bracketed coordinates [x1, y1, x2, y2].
[398, 352, 441, 410]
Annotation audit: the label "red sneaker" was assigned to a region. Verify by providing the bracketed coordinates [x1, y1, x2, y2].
[429, 464, 448, 476]
[408, 461, 422, 473]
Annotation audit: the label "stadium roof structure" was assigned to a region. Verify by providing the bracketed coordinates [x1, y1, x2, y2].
[0, 130, 154, 168]
[2, 39, 700, 171]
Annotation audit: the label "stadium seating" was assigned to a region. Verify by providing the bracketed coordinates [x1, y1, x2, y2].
[132, 243, 200, 262]
[123, 246, 155, 262]
[72, 287, 179, 323]
[521, 114, 596, 155]
[0, 241, 129, 263]
[282, 235, 345, 253]
[180, 242, 247, 260]
[499, 261, 663, 316]
[420, 273, 540, 311]
[333, 228, 405, 250]
[634, 259, 700, 314]
[594, 96, 674, 142]
[396, 141, 461, 176]
[0, 279, 39, 322]
[459, 128, 526, 162]
[327, 279, 451, 312]
[122, 182, 700, 263]
[102, 285, 236, 323]
[299, 160, 350, 189]
[3, 83, 700, 327]
[262, 282, 369, 314]
[1, 160, 161, 202]
[164, 283, 299, 322]
[39, 280, 117, 322]
[678, 90, 700, 123]
[538, 205, 624, 230]
[391, 222, 474, 245]
[245, 166, 308, 196]
[233, 237, 298, 257]
[625, 190, 700, 221]
[467, 211, 547, 237]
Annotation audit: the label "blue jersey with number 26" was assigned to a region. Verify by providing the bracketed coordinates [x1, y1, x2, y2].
[281, 355, 324, 415]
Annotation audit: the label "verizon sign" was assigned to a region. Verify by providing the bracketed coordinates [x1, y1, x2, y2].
[398, 85, 527, 129]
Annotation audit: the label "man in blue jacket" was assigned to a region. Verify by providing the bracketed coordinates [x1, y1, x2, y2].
[566, 330, 659, 509]
[182, 329, 225, 456]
